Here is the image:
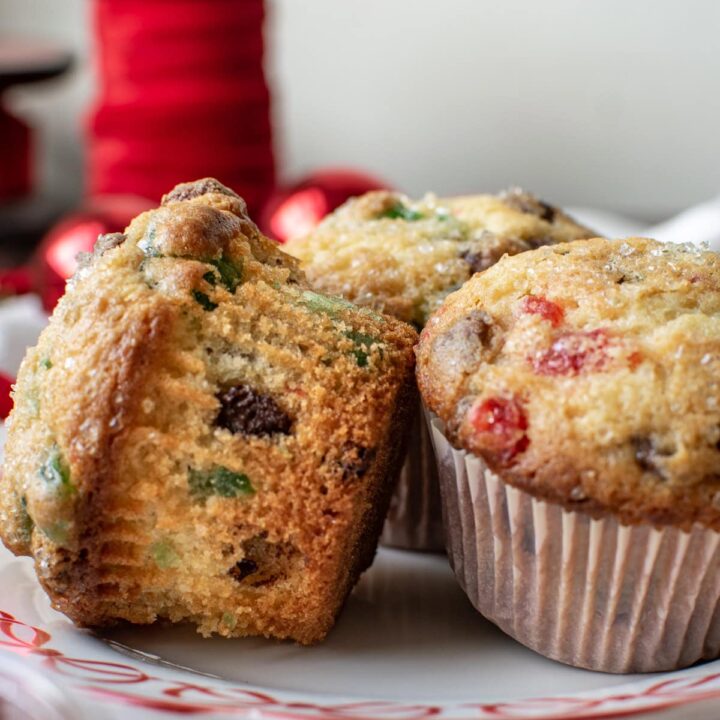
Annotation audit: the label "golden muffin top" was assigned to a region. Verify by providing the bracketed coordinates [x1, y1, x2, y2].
[288, 188, 594, 327]
[416, 237, 720, 530]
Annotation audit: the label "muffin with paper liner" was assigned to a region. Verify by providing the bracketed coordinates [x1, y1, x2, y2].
[290, 188, 594, 550]
[416, 236, 720, 672]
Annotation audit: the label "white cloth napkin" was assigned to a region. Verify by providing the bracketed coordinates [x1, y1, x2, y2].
[646, 197, 720, 251]
[572, 194, 720, 252]
[0, 294, 48, 452]
[0, 294, 48, 378]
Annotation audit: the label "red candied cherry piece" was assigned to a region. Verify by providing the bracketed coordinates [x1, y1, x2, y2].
[531, 328, 610, 376]
[0, 268, 32, 297]
[520, 295, 564, 327]
[627, 350, 643, 370]
[469, 396, 529, 463]
[0, 373, 14, 420]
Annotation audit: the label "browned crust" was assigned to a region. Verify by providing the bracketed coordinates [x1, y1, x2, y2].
[351, 374, 419, 575]
[306, 374, 418, 641]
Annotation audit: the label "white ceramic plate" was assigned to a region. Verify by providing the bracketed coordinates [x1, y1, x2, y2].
[2, 543, 720, 720]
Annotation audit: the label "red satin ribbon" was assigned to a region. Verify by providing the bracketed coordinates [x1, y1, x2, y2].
[87, 0, 275, 211]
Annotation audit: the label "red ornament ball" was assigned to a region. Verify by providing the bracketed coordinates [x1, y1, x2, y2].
[260, 168, 389, 243]
[32, 194, 154, 311]
[0, 373, 14, 420]
[0, 267, 32, 298]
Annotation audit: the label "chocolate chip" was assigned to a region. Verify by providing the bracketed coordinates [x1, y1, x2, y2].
[232, 535, 300, 587]
[436, 310, 495, 362]
[340, 444, 376, 481]
[95, 232, 127, 254]
[461, 310, 493, 346]
[633, 437, 655, 472]
[75, 233, 127, 272]
[632, 436, 673, 480]
[500, 188, 557, 223]
[538, 202, 556, 223]
[216, 384, 292, 436]
[229, 558, 258, 582]
[461, 249, 490, 275]
[461, 247, 508, 275]
[523, 235, 554, 250]
[162, 178, 240, 205]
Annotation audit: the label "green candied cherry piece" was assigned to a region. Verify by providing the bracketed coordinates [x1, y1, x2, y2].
[379, 202, 424, 222]
[207, 257, 242, 293]
[150, 539, 180, 569]
[188, 466, 255, 499]
[300, 290, 385, 323]
[344, 330, 382, 368]
[39, 446, 75, 498]
[192, 290, 218, 311]
[39, 357, 52, 370]
[300, 290, 357, 318]
[194, 256, 243, 310]
[139, 223, 243, 294]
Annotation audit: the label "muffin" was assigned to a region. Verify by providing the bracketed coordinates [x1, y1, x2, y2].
[417, 236, 720, 672]
[0, 178, 417, 645]
[290, 188, 594, 550]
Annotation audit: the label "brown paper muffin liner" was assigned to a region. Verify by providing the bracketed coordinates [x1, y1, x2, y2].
[380, 398, 445, 551]
[425, 411, 720, 673]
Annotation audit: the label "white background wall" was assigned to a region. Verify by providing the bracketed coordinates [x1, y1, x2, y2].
[2, 0, 720, 220]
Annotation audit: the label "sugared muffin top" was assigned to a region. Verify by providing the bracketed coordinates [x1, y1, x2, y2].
[288, 188, 594, 327]
[416, 237, 720, 530]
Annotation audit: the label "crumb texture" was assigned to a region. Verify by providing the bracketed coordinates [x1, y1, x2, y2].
[417, 237, 720, 530]
[0, 178, 417, 643]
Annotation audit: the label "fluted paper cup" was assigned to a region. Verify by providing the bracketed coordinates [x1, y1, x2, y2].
[426, 410, 720, 673]
[380, 399, 445, 551]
